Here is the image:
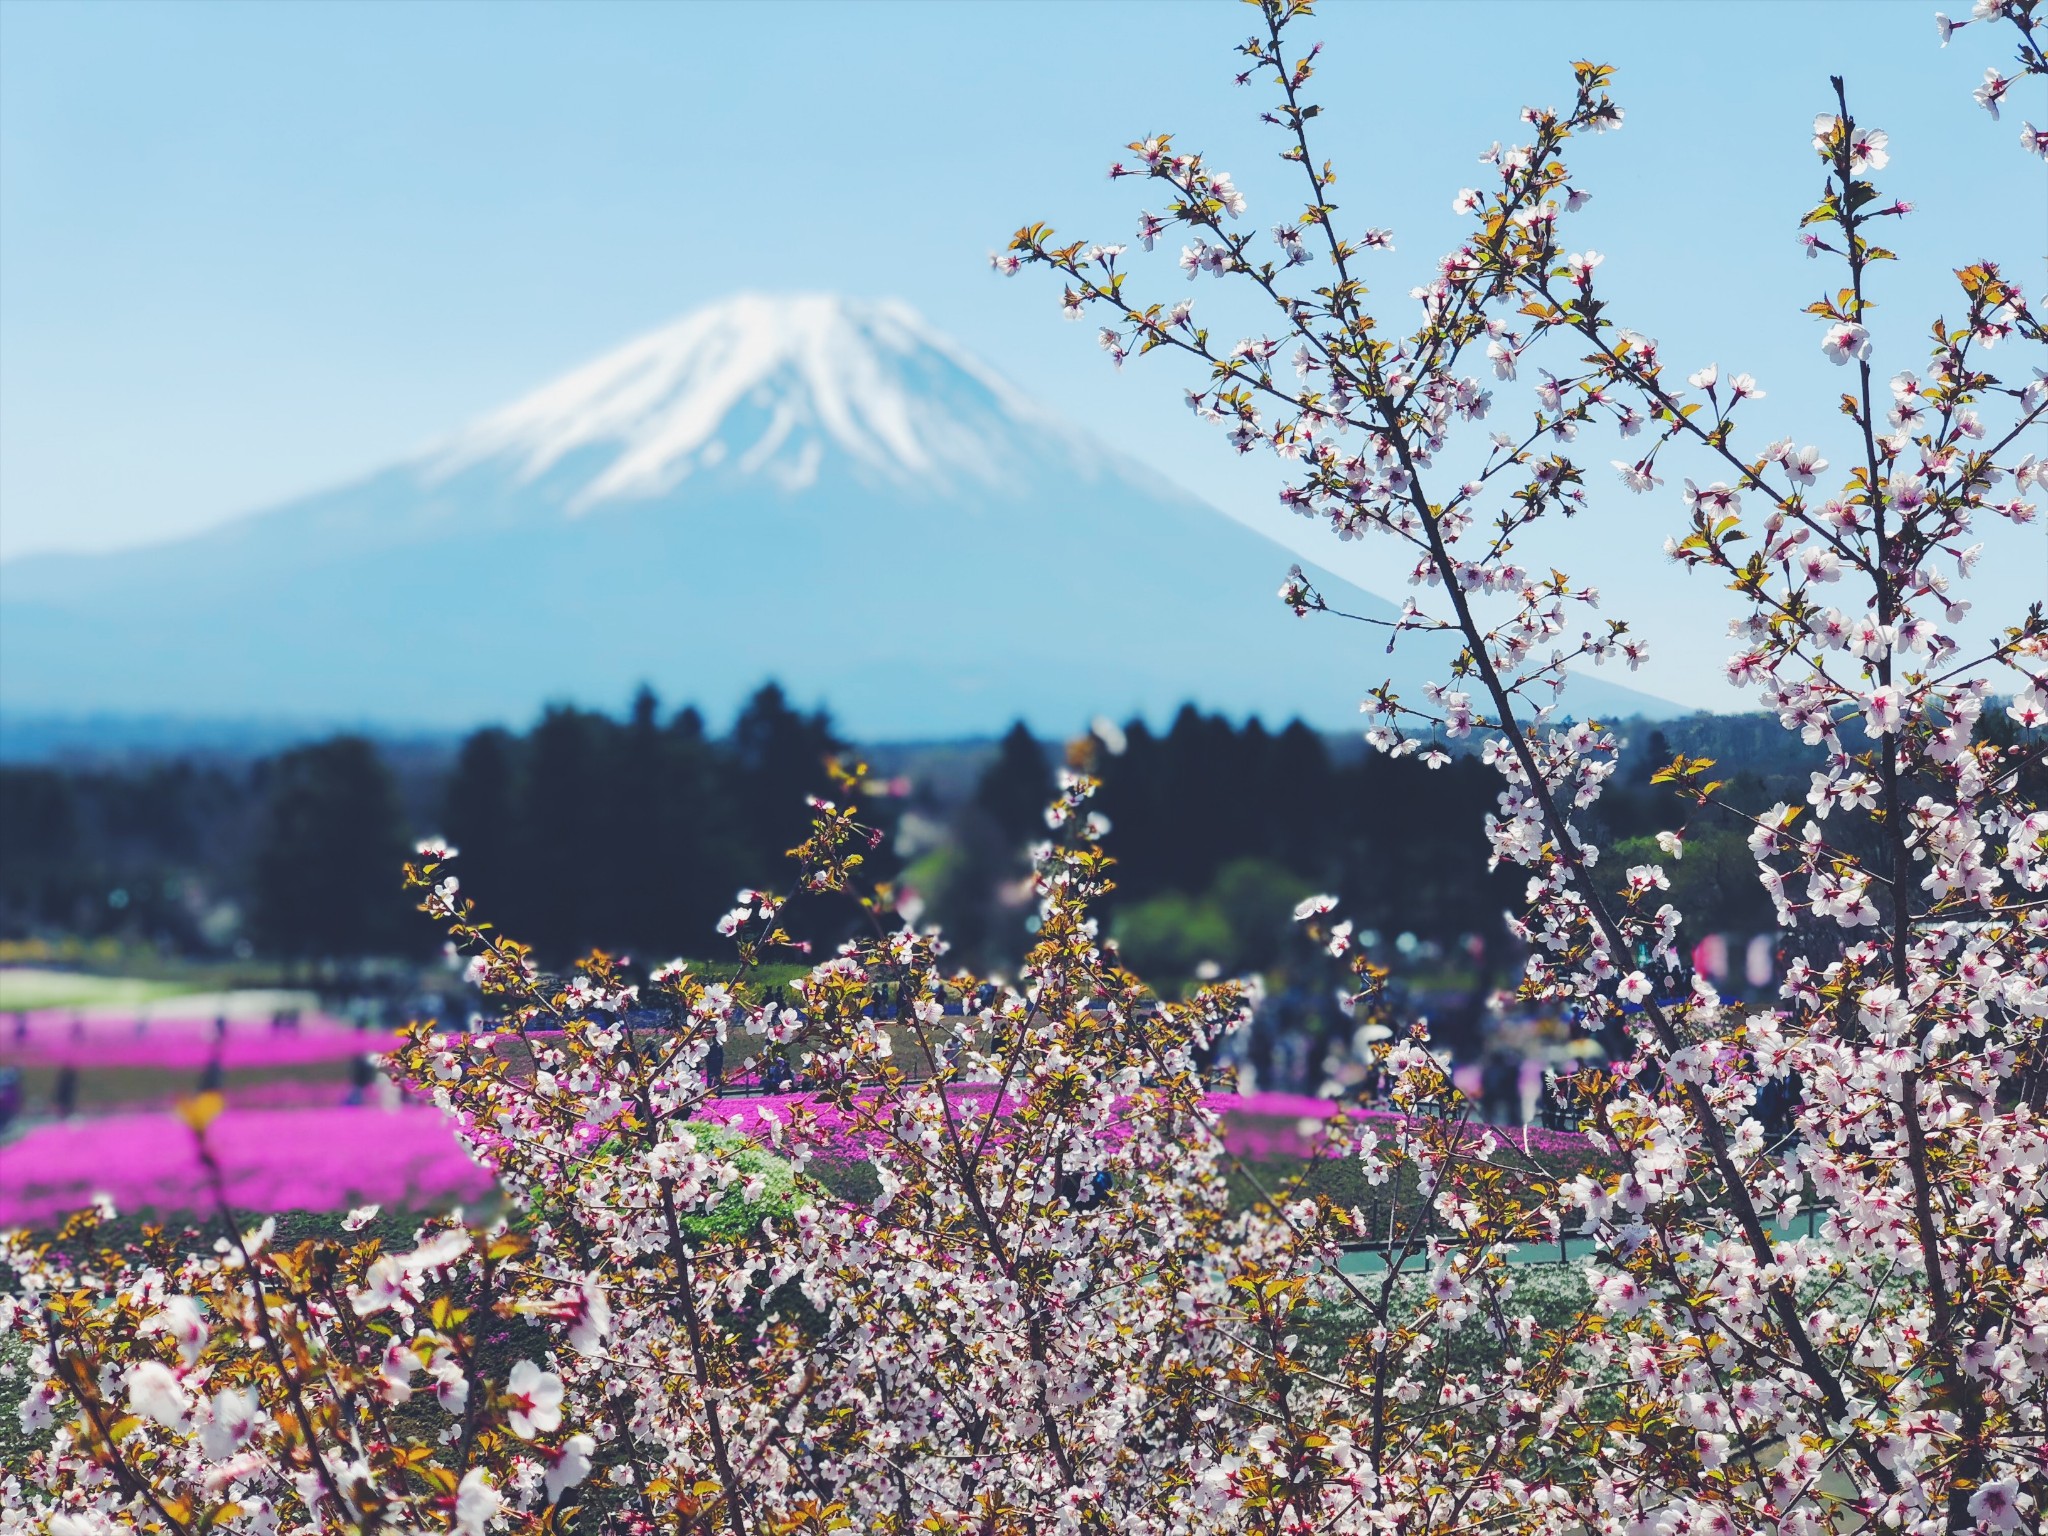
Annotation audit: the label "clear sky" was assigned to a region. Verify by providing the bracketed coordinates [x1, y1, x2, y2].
[2, 0, 2041, 710]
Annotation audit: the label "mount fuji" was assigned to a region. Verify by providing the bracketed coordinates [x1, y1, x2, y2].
[0, 294, 1679, 738]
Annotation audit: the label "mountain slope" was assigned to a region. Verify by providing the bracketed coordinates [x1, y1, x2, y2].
[0, 294, 1680, 737]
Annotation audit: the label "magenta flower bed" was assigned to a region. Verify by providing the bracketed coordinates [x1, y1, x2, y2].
[73, 1078, 391, 1118]
[1, 1011, 397, 1071]
[1205, 1090, 1598, 1162]
[1, 1088, 1601, 1230]
[0, 1105, 496, 1228]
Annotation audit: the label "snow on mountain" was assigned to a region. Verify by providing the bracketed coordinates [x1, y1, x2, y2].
[425, 293, 1107, 509]
[0, 293, 1684, 736]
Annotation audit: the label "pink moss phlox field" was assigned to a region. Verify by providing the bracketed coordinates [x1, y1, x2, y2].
[0, 1105, 496, 1227]
[694, 1084, 1028, 1162]
[692, 1088, 1601, 1166]
[1209, 1090, 1601, 1162]
[0, 1009, 396, 1071]
[0, 1080, 1608, 1230]
[56, 1078, 395, 1118]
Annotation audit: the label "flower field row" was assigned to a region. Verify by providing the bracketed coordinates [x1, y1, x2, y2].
[0, 1082, 1598, 1229]
[0, 1104, 497, 1228]
[2, 1010, 395, 1070]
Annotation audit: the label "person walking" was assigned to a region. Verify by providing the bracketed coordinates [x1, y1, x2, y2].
[0, 1067, 21, 1137]
[1479, 1044, 1523, 1126]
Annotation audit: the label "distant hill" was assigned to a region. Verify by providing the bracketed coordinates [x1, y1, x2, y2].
[0, 713, 459, 767]
[0, 293, 1684, 738]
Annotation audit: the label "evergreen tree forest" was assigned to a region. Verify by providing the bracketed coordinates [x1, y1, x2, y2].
[0, 685, 853, 967]
[440, 683, 851, 962]
[0, 694, 1826, 977]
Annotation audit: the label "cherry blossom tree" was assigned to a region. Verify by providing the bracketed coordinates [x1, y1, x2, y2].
[1001, 0, 2045, 1527]
[6, 4, 2043, 1535]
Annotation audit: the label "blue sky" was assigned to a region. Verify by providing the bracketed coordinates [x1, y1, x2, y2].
[2, 0, 2041, 710]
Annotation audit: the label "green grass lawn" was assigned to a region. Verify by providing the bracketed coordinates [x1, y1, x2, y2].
[0, 967, 203, 1013]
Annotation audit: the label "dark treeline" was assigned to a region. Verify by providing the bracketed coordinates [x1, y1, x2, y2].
[0, 684, 857, 967]
[2, 694, 1870, 978]
[0, 758, 259, 953]
[442, 684, 852, 962]
[975, 708, 1527, 984]
[1100, 710, 1514, 941]
[0, 738, 447, 962]
[916, 705, 1834, 985]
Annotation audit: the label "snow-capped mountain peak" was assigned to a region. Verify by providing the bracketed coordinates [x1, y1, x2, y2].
[1, 290, 1685, 733]
[429, 293, 1090, 511]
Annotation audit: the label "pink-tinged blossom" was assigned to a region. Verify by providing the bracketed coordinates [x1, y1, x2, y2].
[1967, 1478, 2023, 1532]
[198, 1387, 260, 1461]
[1206, 170, 1246, 217]
[1821, 321, 1871, 364]
[15, 1381, 60, 1434]
[545, 1435, 597, 1504]
[1976, 66, 2011, 118]
[380, 1344, 421, 1405]
[505, 1360, 564, 1439]
[1797, 546, 1842, 583]
[1614, 459, 1661, 493]
[1784, 443, 1829, 484]
[141, 1297, 209, 1368]
[430, 1353, 470, 1415]
[565, 1278, 611, 1357]
[404, 1227, 471, 1273]
[1682, 479, 1741, 516]
[126, 1361, 190, 1429]
[351, 1255, 412, 1318]
[455, 1469, 502, 1536]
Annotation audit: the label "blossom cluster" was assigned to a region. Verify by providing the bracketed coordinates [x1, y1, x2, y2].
[1935, 1, 2048, 157]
